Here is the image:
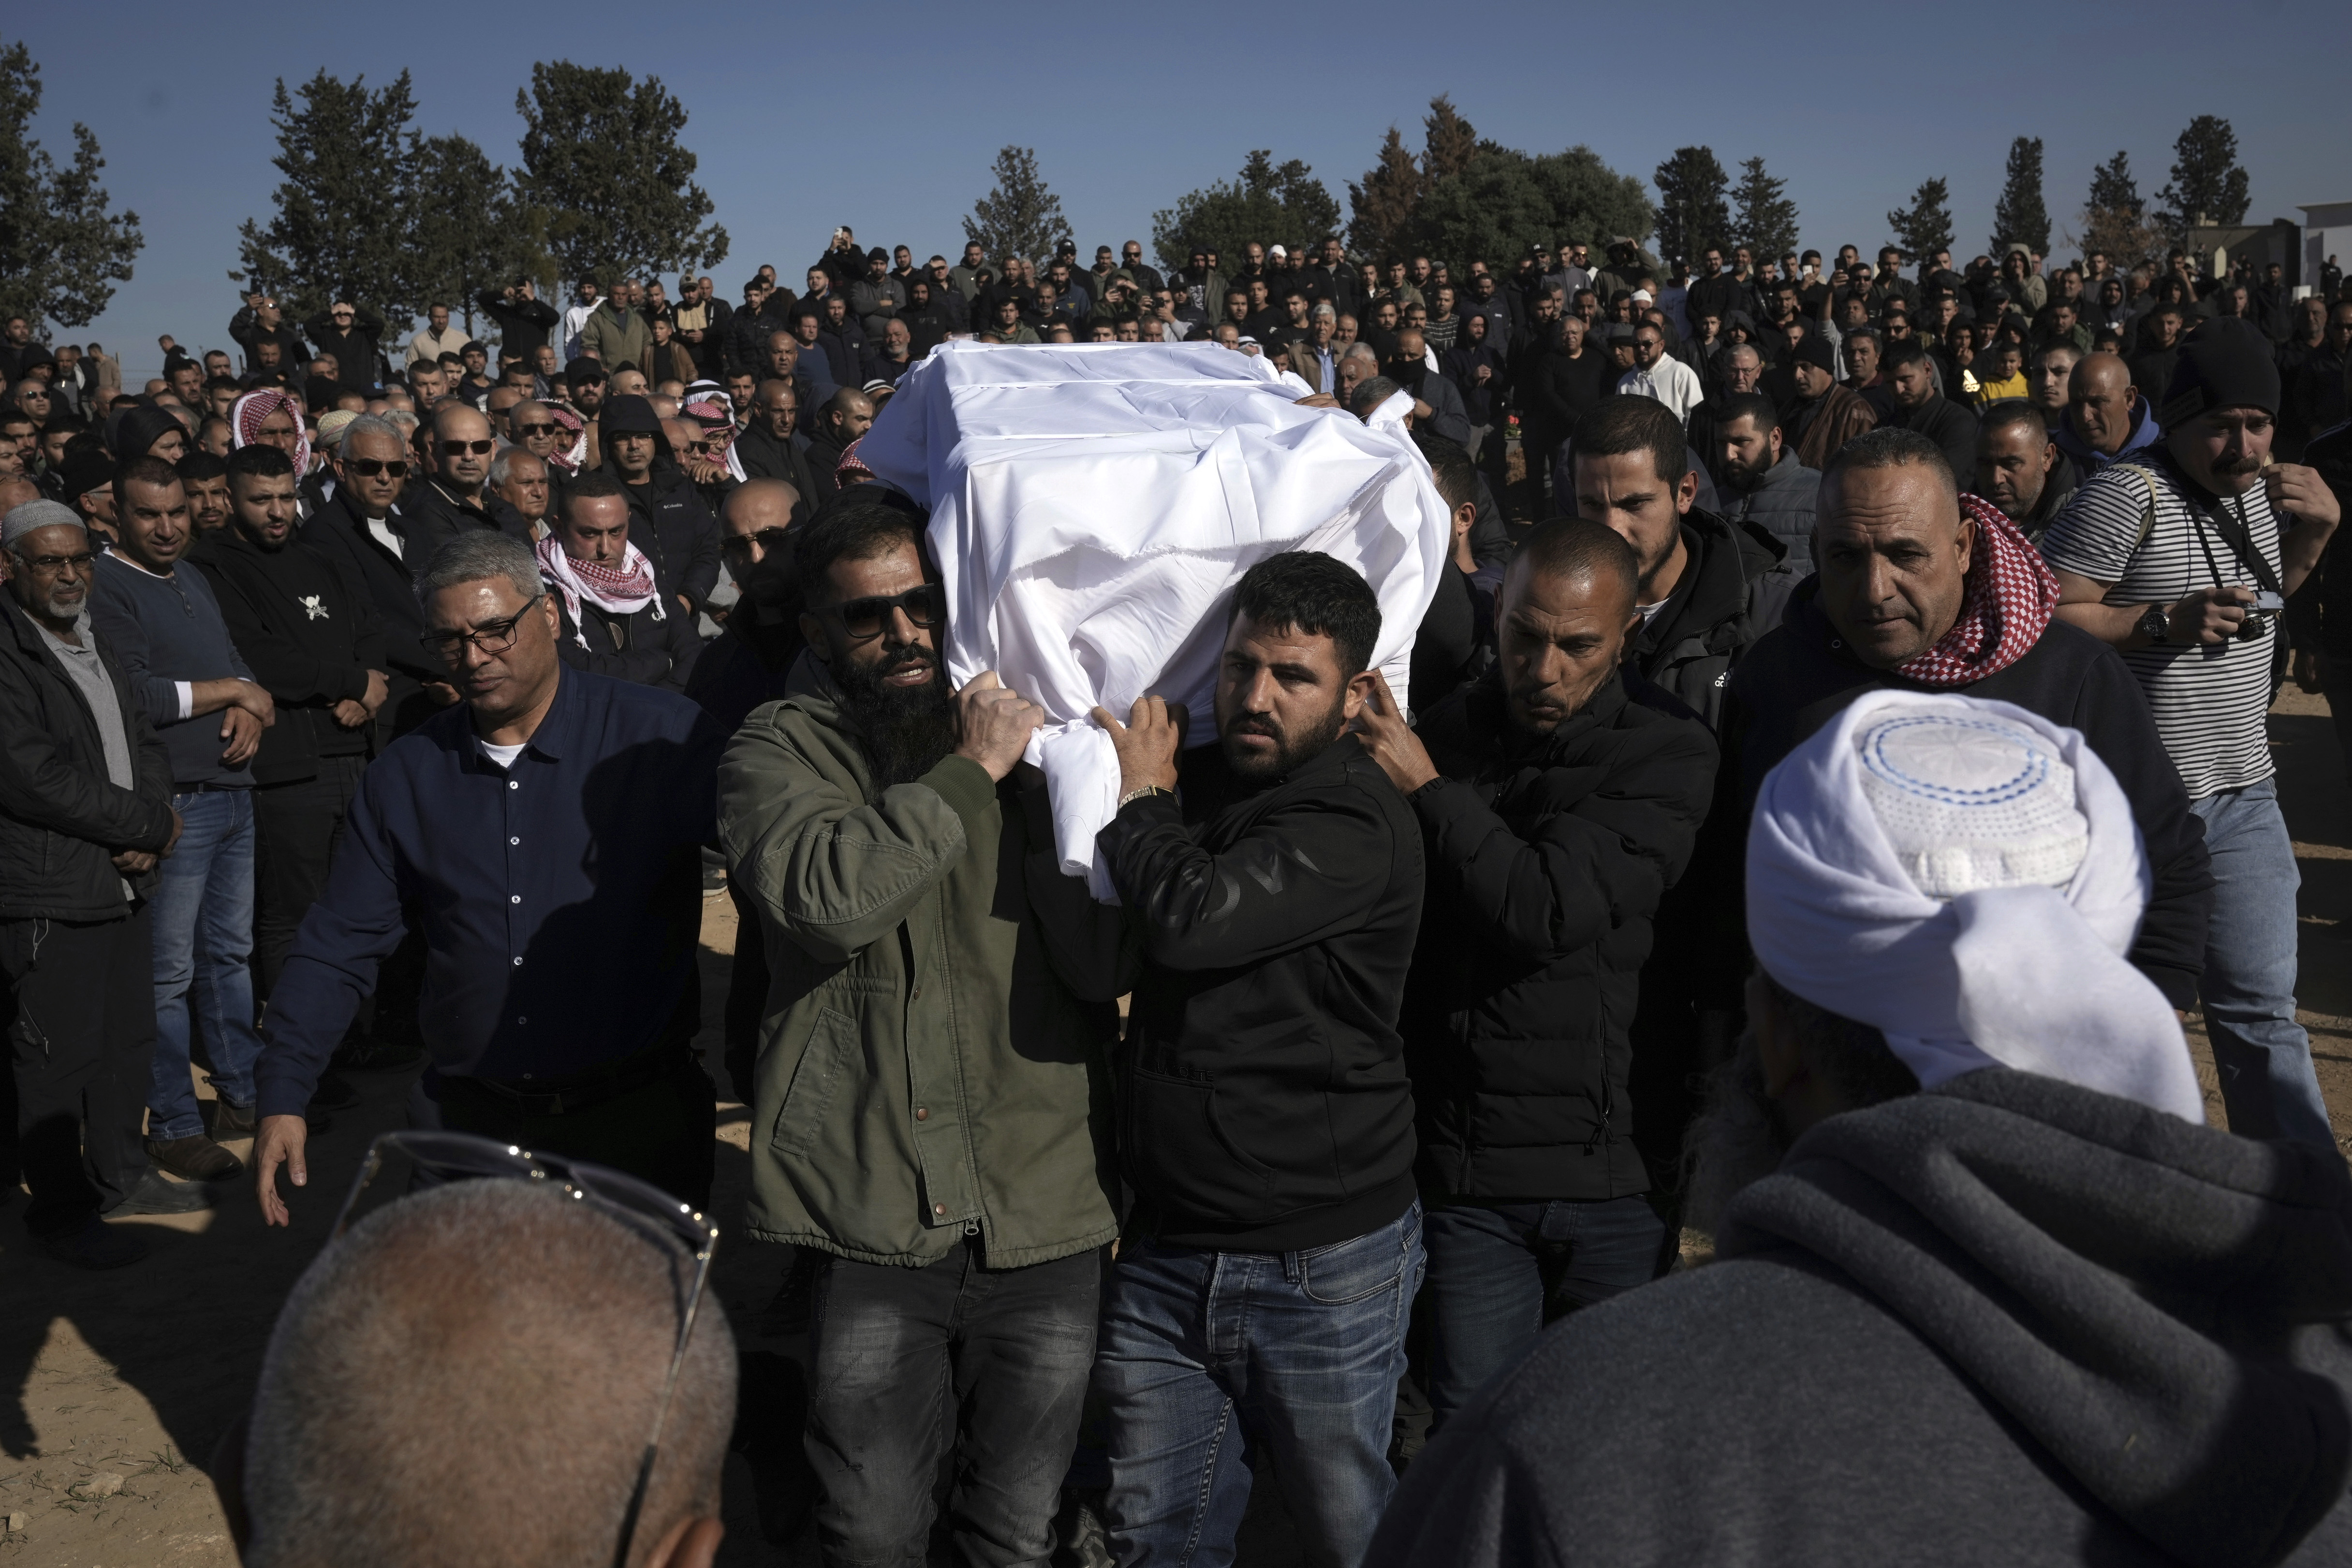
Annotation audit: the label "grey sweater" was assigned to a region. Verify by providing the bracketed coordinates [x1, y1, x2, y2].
[89, 550, 256, 789]
[1368, 1069, 2352, 1567]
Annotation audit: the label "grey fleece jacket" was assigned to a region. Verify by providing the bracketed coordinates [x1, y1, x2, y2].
[1368, 1069, 2352, 1568]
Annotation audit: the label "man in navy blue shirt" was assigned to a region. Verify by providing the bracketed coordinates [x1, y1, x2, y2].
[251, 531, 726, 1216]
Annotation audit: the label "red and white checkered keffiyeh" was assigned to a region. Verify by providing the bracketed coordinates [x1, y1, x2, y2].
[230, 388, 311, 476]
[535, 531, 664, 648]
[1896, 493, 2060, 688]
[545, 403, 587, 475]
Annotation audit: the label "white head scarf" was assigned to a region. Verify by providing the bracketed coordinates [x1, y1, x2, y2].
[1747, 690, 2203, 1122]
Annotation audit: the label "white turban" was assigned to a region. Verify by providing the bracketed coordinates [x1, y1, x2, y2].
[1747, 690, 2204, 1123]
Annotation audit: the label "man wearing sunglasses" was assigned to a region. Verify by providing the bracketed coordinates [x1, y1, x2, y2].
[302, 414, 459, 740]
[720, 498, 1129, 1567]
[253, 531, 727, 1217]
[401, 402, 522, 559]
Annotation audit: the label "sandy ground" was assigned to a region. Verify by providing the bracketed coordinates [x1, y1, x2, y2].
[3, 689, 2347, 1567]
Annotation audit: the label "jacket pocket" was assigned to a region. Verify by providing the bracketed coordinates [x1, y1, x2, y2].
[1125, 1065, 1284, 1226]
[771, 1007, 857, 1157]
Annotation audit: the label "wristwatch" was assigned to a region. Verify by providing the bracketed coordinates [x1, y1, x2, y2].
[2136, 604, 2172, 644]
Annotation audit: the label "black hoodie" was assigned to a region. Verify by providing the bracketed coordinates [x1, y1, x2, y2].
[1367, 1069, 2352, 1568]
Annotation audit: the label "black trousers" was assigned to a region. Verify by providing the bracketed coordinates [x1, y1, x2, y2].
[435, 1052, 719, 1211]
[1, 909, 157, 1234]
[252, 754, 367, 998]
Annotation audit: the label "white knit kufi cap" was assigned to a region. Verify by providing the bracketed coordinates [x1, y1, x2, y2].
[1854, 710, 2088, 899]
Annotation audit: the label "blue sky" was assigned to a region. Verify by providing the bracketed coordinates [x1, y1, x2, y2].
[14, 0, 2349, 381]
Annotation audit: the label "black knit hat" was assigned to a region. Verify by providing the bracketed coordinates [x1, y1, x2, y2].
[1792, 333, 1838, 372]
[2160, 321, 2281, 425]
[598, 394, 661, 435]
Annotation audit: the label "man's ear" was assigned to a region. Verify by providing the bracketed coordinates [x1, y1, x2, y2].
[1452, 500, 1477, 540]
[797, 614, 830, 663]
[1343, 668, 1379, 719]
[1954, 510, 1975, 573]
[1674, 469, 1700, 515]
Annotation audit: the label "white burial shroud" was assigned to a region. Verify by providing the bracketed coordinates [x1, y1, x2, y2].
[856, 341, 1453, 899]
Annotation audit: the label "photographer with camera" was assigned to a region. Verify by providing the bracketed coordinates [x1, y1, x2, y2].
[476, 277, 559, 373]
[2045, 327, 2343, 1148]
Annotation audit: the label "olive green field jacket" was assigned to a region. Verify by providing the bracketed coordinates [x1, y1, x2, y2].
[718, 675, 1132, 1267]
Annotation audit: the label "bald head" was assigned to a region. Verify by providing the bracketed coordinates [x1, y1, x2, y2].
[2067, 352, 2137, 456]
[722, 476, 797, 536]
[819, 387, 874, 446]
[241, 1180, 735, 1568]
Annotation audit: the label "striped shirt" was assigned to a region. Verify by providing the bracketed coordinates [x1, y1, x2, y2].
[2037, 461, 2277, 799]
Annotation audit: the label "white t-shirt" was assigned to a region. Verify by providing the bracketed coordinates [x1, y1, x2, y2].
[477, 737, 527, 770]
[2037, 461, 2279, 800]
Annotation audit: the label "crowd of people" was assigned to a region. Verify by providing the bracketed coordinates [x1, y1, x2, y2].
[3, 213, 2351, 1568]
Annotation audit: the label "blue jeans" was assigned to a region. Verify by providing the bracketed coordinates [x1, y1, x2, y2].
[1095, 1203, 1424, 1568]
[146, 788, 264, 1139]
[1422, 1196, 1666, 1431]
[2191, 779, 2331, 1147]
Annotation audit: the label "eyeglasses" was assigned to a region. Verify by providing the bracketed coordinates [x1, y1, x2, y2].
[345, 457, 410, 478]
[812, 582, 946, 643]
[13, 549, 94, 574]
[513, 423, 557, 438]
[422, 596, 544, 660]
[440, 439, 497, 456]
[719, 525, 790, 559]
[332, 1130, 716, 1568]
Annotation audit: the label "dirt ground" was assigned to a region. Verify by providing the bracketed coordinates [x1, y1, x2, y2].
[3, 689, 2347, 1567]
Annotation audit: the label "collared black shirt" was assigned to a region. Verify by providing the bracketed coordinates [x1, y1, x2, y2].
[254, 668, 723, 1115]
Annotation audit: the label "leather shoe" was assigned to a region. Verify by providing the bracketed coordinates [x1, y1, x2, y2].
[146, 1134, 245, 1183]
[35, 1216, 149, 1269]
[104, 1168, 217, 1217]
[309, 1071, 360, 1112]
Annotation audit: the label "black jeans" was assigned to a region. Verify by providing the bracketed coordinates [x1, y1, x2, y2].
[252, 753, 367, 998]
[1, 910, 156, 1234]
[807, 1241, 1102, 1568]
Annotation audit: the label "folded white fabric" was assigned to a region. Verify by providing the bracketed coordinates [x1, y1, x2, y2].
[1746, 690, 2203, 1122]
[858, 341, 1452, 896]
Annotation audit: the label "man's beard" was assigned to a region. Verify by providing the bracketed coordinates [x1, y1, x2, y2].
[1680, 1030, 1792, 1241]
[1720, 453, 1770, 496]
[835, 645, 956, 789]
[1221, 696, 1347, 782]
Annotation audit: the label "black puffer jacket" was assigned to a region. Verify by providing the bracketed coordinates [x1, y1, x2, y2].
[0, 594, 176, 920]
[1401, 671, 1718, 1202]
[1628, 506, 1798, 730]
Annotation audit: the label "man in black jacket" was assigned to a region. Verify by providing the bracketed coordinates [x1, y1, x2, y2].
[399, 403, 516, 556]
[1710, 428, 2213, 1016]
[599, 395, 720, 618]
[801, 387, 874, 509]
[191, 445, 387, 1003]
[1, 500, 195, 1266]
[537, 474, 702, 691]
[1882, 338, 1980, 482]
[299, 300, 386, 394]
[301, 414, 457, 740]
[1354, 518, 1716, 1428]
[1088, 552, 1426, 1568]
[475, 279, 559, 371]
[1569, 396, 1795, 729]
[734, 380, 817, 524]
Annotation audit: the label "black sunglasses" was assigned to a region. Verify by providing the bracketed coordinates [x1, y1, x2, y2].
[719, 525, 790, 558]
[440, 439, 496, 455]
[813, 582, 945, 643]
[513, 422, 557, 438]
[345, 457, 409, 478]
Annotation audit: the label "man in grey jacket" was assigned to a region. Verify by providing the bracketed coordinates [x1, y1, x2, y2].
[1709, 392, 1822, 569]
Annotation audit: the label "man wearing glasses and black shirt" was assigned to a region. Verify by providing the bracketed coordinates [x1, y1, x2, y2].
[252, 529, 728, 1217]
[398, 402, 521, 556]
[302, 414, 461, 741]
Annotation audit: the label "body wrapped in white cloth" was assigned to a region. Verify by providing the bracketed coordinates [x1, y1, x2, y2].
[856, 341, 1452, 896]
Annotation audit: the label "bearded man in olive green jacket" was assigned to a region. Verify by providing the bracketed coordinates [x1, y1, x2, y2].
[718, 495, 1130, 1568]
